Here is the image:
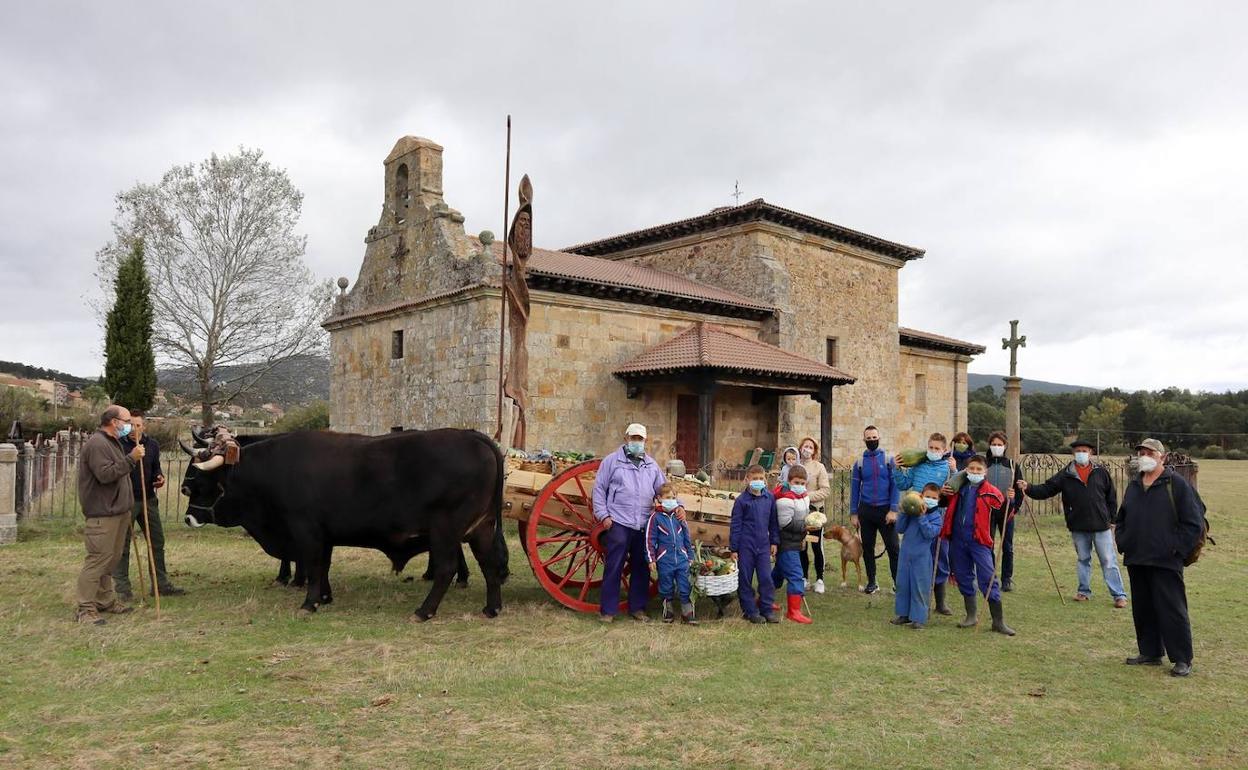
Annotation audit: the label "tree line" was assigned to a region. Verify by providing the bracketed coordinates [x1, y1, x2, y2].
[969, 385, 1248, 458]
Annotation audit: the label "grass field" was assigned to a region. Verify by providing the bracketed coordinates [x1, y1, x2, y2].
[2, 461, 1245, 769]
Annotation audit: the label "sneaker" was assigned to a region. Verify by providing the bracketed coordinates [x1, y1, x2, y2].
[629, 611, 651, 623]
[1002, 579, 1014, 592]
[863, 584, 880, 595]
[599, 614, 615, 624]
[746, 614, 766, 625]
[763, 613, 781, 624]
[75, 609, 106, 626]
[661, 600, 675, 624]
[1125, 655, 1163, 666]
[117, 589, 134, 603]
[1170, 662, 1192, 677]
[907, 621, 925, 630]
[814, 579, 825, 594]
[99, 602, 133, 615]
[156, 586, 187, 597]
[1113, 597, 1128, 609]
[1073, 593, 1090, 602]
[889, 615, 910, 626]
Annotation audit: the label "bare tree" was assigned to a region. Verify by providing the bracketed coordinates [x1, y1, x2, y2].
[97, 148, 332, 425]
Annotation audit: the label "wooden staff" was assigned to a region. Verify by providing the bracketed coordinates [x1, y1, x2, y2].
[1022, 494, 1065, 605]
[494, 115, 512, 442]
[129, 515, 147, 604]
[138, 450, 160, 618]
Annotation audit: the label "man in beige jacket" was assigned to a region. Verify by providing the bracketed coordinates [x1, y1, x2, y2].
[75, 405, 144, 625]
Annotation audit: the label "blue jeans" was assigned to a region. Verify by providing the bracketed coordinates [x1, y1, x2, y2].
[1071, 530, 1127, 599]
[771, 550, 805, 596]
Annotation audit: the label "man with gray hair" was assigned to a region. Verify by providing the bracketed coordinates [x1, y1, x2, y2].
[1114, 439, 1205, 677]
[74, 405, 145, 625]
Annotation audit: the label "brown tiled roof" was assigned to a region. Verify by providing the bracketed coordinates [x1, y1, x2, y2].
[565, 198, 925, 261]
[899, 327, 986, 356]
[615, 323, 855, 386]
[488, 242, 774, 318]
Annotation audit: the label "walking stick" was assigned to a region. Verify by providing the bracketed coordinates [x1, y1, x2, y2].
[138, 451, 161, 618]
[129, 517, 147, 604]
[1022, 496, 1065, 605]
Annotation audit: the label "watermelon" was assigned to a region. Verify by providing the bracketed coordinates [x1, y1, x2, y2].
[946, 470, 967, 494]
[896, 449, 930, 468]
[900, 491, 926, 516]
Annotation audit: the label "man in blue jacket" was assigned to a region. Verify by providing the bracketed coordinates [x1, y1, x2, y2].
[592, 423, 666, 623]
[851, 425, 900, 596]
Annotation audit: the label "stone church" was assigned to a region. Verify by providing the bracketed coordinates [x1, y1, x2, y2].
[324, 136, 983, 467]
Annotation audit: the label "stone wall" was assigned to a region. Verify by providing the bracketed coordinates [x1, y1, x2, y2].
[896, 346, 970, 450]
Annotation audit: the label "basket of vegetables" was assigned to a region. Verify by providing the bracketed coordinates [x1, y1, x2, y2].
[552, 451, 595, 474]
[692, 542, 738, 596]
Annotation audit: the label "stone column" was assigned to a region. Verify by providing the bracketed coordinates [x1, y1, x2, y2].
[1004, 376, 1022, 461]
[0, 443, 18, 544]
[15, 442, 33, 517]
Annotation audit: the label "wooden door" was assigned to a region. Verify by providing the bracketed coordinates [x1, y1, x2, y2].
[675, 394, 700, 469]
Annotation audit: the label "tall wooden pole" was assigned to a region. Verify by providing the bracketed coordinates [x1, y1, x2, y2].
[495, 116, 512, 442]
[138, 450, 160, 618]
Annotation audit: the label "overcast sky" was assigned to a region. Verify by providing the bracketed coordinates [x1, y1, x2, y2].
[3, 2, 1245, 391]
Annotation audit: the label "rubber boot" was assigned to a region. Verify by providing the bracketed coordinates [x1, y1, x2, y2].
[957, 594, 978, 628]
[681, 602, 698, 626]
[934, 583, 953, 616]
[989, 599, 1016, 636]
[786, 594, 813, 624]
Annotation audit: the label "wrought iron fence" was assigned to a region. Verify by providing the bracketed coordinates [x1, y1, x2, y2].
[1018, 453, 1198, 517]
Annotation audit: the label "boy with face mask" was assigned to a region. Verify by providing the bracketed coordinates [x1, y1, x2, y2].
[730, 465, 780, 624]
[892, 483, 946, 629]
[940, 455, 1015, 635]
[894, 433, 953, 613]
[771, 465, 813, 624]
[1019, 439, 1127, 607]
[646, 483, 697, 625]
[984, 431, 1023, 592]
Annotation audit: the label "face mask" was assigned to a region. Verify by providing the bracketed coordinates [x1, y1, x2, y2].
[626, 441, 644, 456]
[800, 448, 814, 460]
[748, 480, 766, 493]
[954, 443, 969, 453]
[1137, 456, 1158, 473]
[118, 422, 132, 438]
[1074, 451, 1090, 466]
[927, 450, 944, 462]
[966, 472, 985, 485]
[990, 445, 1005, 457]
[790, 484, 806, 496]
[923, 497, 939, 509]
[660, 498, 679, 512]
[864, 439, 879, 452]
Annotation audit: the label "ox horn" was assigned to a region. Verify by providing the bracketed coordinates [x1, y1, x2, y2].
[193, 454, 226, 472]
[179, 440, 197, 456]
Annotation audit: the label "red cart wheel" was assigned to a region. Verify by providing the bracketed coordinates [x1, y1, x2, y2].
[524, 459, 657, 613]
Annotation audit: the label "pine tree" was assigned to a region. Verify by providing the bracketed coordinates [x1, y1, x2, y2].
[103, 240, 157, 411]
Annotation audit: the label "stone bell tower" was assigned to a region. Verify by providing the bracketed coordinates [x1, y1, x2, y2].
[383, 136, 446, 223]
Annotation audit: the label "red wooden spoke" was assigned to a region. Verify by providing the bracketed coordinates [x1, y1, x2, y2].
[557, 548, 594, 589]
[540, 542, 591, 570]
[536, 534, 584, 545]
[553, 490, 594, 526]
[536, 511, 582, 532]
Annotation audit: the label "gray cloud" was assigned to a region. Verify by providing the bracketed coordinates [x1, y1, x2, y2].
[2, 1, 1245, 390]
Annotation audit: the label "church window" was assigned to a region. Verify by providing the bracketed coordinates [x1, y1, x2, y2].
[556, 334, 570, 349]
[825, 338, 839, 367]
[914, 373, 927, 410]
[391, 330, 404, 359]
[394, 164, 410, 224]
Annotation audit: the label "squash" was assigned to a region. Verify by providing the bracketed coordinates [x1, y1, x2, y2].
[900, 491, 926, 516]
[897, 449, 931, 468]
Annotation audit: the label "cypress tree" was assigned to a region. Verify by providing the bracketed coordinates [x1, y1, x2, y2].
[103, 240, 157, 411]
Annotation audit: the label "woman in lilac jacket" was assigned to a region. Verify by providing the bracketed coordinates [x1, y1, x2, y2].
[592, 423, 666, 622]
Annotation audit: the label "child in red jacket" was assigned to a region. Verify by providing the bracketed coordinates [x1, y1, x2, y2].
[941, 455, 1016, 636]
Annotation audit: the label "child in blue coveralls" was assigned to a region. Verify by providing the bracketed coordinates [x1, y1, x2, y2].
[892, 483, 946, 629]
[940, 455, 1016, 636]
[894, 432, 953, 614]
[730, 465, 780, 624]
[646, 482, 697, 625]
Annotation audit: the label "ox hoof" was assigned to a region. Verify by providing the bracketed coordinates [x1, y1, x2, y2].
[409, 611, 434, 624]
[319, 596, 333, 605]
[481, 606, 500, 619]
[297, 607, 315, 618]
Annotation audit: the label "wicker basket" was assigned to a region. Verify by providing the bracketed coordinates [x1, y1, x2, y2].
[552, 458, 585, 475]
[695, 569, 739, 597]
[669, 477, 712, 496]
[517, 460, 552, 473]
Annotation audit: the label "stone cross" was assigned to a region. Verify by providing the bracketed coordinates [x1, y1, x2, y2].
[1002, 319, 1026, 377]
[732, 180, 742, 205]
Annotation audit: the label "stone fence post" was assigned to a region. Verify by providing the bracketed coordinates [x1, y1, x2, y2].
[1, 443, 18, 544]
[14, 442, 33, 517]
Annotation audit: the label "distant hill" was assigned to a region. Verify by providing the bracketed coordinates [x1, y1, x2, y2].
[158, 354, 329, 407]
[0, 360, 96, 389]
[968, 373, 1101, 396]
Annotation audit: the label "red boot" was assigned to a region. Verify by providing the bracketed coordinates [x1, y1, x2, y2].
[786, 594, 812, 624]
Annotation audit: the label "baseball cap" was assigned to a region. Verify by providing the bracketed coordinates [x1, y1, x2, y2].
[625, 423, 647, 439]
[1135, 438, 1166, 453]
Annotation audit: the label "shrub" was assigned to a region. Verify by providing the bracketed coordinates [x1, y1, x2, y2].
[1201, 445, 1224, 460]
[1225, 449, 1245, 461]
[272, 401, 329, 432]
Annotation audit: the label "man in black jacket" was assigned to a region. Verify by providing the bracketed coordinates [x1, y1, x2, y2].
[113, 413, 186, 600]
[1114, 439, 1204, 678]
[1019, 438, 1127, 607]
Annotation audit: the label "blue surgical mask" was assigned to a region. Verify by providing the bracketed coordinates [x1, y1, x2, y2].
[1074, 451, 1090, 466]
[626, 441, 644, 456]
[966, 472, 985, 485]
[660, 498, 678, 512]
[118, 422, 132, 438]
[790, 484, 807, 496]
[926, 450, 943, 462]
[923, 497, 939, 509]
[748, 480, 766, 493]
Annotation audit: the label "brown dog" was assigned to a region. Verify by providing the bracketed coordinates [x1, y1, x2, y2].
[827, 525, 865, 591]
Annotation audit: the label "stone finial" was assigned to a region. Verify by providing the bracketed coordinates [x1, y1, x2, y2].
[479, 230, 495, 247]
[337, 277, 349, 293]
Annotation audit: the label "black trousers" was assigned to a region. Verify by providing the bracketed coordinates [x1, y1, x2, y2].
[1126, 565, 1193, 664]
[858, 503, 899, 586]
[991, 511, 1016, 583]
[800, 537, 825, 581]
